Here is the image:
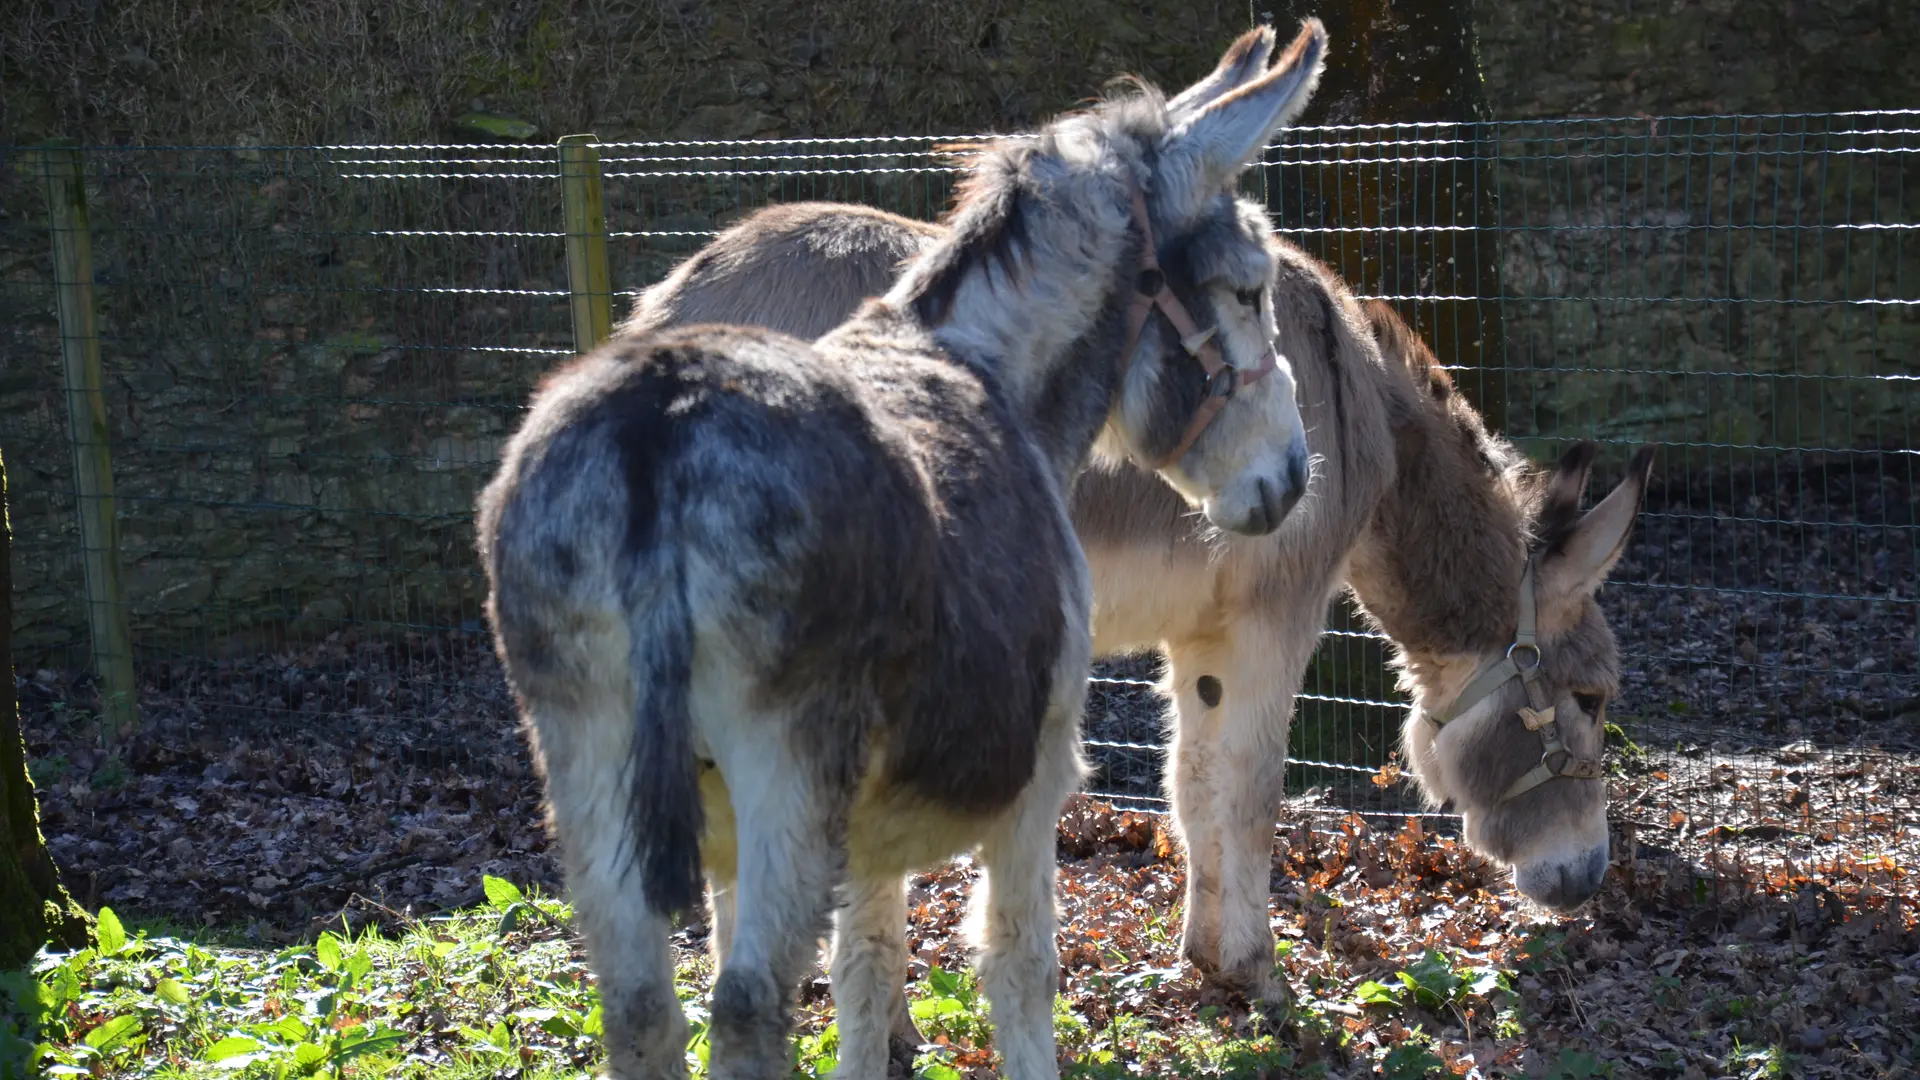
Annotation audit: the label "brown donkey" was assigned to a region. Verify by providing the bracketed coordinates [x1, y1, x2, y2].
[619, 189, 1654, 1008]
[480, 22, 1328, 1079]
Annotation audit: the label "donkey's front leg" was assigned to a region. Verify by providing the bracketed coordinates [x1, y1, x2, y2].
[1165, 611, 1321, 1004]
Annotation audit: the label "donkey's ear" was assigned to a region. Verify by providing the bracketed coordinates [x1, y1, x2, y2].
[1166, 24, 1277, 120]
[1537, 447, 1656, 605]
[1535, 440, 1599, 543]
[1161, 19, 1326, 195]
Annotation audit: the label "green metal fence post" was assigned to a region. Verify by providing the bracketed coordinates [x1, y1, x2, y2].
[558, 134, 613, 353]
[35, 139, 139, 747]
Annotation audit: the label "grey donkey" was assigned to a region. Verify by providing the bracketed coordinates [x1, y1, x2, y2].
[477, 20, 1328, 1080]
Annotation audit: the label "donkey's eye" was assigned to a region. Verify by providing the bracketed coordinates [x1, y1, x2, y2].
[1572, 691, 1605, 717]
[1234, 287, 1262, 310]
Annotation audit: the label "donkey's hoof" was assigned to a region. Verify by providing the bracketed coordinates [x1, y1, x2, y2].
[1193, 954, 1290, 1012]
[887, 1008, 929, 1075]
[887, 1033, 923, 1077]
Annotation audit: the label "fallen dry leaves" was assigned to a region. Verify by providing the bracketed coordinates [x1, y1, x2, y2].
[17, 618, 1919, 1077]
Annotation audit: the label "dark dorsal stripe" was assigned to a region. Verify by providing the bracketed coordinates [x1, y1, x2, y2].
[908, 153, 1033, 326]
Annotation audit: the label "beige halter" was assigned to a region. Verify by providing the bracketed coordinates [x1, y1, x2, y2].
[1116, 190, 1284, 469]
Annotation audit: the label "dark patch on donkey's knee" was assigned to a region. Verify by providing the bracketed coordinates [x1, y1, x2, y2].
[709, 967, 789, 1050]
[1196, 675, 1223, 708]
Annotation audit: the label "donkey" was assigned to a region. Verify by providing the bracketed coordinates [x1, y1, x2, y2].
[478, 22, 1329, 1079]
[616, 133, 1654, 1009]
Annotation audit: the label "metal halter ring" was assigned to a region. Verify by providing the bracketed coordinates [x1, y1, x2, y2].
[1506, 642, 1541, 672]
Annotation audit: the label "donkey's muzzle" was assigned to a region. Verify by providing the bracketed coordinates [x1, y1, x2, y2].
[1212, 435, 1308, 537]
[1515, 844, 1607, 912]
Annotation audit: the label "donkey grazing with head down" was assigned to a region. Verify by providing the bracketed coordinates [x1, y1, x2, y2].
[618, 117, 1654, 1010]
[479, 21, 1328, 1079]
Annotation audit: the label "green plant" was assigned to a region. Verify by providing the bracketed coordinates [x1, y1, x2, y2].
[1380, 1037, 1446, 1079]
[910, 962, 995, 1072]
[23, 908, 151, 1077]
[480, 873, 555, 937]
[1513, 927, 1569, 975]
[90, 756, 130, 791]
[1726, 1041, 1794, 1079]
[1355, 949, 1506, 1011]
[26, 753, 70, 787]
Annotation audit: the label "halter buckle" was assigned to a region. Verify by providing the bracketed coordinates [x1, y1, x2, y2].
[1204, 365, 1239, 400]
[1561, 757, 1606, 780]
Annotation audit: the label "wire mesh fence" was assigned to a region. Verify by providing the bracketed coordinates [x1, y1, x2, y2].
[2, 114, 1915, 890]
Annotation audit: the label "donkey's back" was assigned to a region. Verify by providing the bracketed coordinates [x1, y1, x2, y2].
[618, 202, 941, 341]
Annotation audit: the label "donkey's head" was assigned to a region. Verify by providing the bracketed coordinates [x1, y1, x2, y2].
[898, 21, 1324, 535]
[1403, 440, 1656, 912]
[1103, 22, 1323, 535]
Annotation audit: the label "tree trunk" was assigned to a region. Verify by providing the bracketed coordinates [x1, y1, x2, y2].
[1, 448, 93, 970]
[1253, 0, 1507, 430]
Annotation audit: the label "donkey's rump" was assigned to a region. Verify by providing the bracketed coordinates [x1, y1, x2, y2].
[485, 322, 1082, 843]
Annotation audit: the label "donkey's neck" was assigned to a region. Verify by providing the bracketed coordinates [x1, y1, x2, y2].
[1344, 373, 1529, 689]
[882, 196, 1135, 484]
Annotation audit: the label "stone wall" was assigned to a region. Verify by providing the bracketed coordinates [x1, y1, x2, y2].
[2, 0, 1917, 662]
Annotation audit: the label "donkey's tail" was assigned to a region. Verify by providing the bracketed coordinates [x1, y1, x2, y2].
[629, 550, 704, 917]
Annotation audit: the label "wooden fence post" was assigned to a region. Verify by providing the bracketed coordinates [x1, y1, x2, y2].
[35, 140, 138, 747]
[558, 134, 613, 354]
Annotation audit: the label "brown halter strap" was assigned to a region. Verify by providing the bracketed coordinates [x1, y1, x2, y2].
[1117, 190, 1284, 470]
[1425, 555, 1606, 802]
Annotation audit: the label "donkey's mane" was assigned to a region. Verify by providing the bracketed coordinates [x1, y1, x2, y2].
[1363, 297, 1454, 404]
[1363, 299, 1598, 562]
[908, 86, 1170, 325]
[1362, 299, 1525, 484]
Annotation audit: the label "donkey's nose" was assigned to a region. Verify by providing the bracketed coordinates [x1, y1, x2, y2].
[1248, 478, 1278, 534]
[1261, 435, 1308, 527]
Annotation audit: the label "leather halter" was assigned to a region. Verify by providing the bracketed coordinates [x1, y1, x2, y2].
[1117, 190, 1284, 469]
[1425, 556, 1606, 802]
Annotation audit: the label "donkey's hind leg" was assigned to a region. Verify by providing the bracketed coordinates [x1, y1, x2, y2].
[525, 686, 688, 1080]
[828, 874, 921, 1077]
[1165, 601, 1326, 1005]
[704, 715, 849, 1079]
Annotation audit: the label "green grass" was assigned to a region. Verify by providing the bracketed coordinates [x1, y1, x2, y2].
[3, 877, 1551, 1080]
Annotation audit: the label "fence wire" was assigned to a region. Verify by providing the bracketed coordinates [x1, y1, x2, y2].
[2, 114, 1914, 881]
